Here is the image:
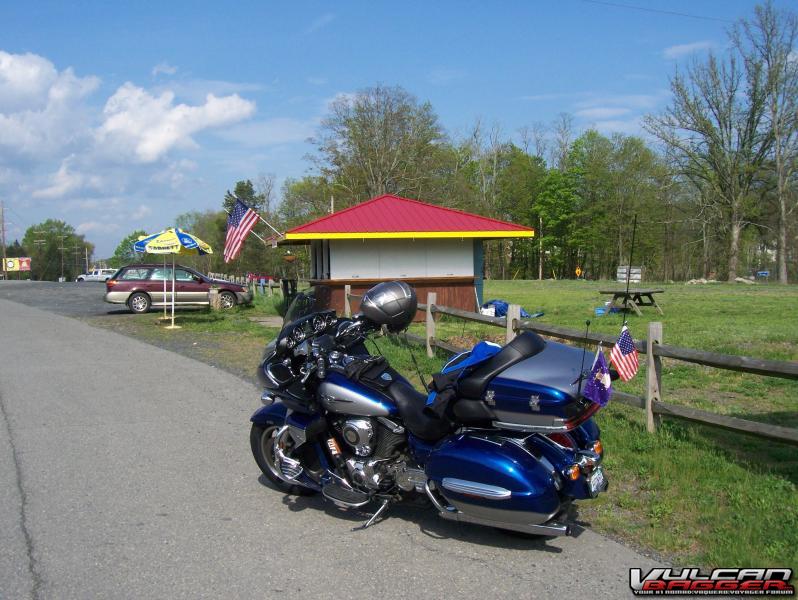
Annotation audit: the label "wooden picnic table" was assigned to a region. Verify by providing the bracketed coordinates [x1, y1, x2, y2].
[599, 288, 664, 317]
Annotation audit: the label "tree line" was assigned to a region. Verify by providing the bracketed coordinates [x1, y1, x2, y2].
[14, 2, 795, 283]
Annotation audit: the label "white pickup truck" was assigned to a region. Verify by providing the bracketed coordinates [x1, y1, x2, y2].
[76, 268, 117, 282]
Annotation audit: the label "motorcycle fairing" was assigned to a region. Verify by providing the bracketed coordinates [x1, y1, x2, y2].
[250, 401, 287, 426]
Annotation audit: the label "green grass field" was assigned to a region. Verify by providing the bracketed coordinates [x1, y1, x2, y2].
[85, 280, 798, 570]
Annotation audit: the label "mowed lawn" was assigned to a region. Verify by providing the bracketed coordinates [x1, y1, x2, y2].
[86, 280, 798, 571]
[405, 279, 798, 570]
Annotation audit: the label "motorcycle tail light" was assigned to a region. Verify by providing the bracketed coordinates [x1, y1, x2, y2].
[547, 433, 575, 449]
[591, 440, 603, 455]
[564, 465, 580, 481]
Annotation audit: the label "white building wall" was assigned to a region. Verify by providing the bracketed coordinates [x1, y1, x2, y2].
[329, 239, 473, 279]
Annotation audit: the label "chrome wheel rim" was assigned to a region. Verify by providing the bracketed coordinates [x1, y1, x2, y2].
[220, 293, 235, 309]
[259, 426, 283, 481]
[131, 296, 148, 312]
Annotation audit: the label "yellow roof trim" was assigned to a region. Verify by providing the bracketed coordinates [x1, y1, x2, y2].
[285, 230, 534, 240]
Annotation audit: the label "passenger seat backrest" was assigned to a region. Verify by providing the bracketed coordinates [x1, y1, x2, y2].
[457, 332, 546, 399]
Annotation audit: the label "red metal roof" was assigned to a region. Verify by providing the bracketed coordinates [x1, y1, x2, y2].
[285, 195, 534, 240]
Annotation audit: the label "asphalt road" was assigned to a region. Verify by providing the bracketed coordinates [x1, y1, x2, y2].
[0, 280, 123, 317]
[0, 292, 663, 599]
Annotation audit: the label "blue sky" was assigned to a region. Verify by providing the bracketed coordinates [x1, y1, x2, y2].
[1, 0, 789, 257]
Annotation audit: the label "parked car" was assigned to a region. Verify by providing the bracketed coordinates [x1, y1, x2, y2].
[104, 264, 253, 314]
[77, 268, 117, 282]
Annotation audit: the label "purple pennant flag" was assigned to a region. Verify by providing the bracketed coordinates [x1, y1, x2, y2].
[583, 346, 613, 407]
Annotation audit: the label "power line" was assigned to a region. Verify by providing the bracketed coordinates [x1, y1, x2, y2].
[579, 0, 734, 23]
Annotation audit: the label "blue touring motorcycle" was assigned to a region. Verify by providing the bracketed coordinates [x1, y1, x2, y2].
[250, 281, 608, 535]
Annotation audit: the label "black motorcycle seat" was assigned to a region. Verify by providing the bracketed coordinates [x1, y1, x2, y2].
[385, 380, 452, 442]
[457, 332, 546, 399]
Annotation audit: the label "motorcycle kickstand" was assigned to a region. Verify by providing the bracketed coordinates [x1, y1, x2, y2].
[352, 499, 390, 531]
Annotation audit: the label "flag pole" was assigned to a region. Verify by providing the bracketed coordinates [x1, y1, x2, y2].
[576, 320, 591, 398]
[622, 214, 637, 326]
[223, 207, 278, 246]
[231, 195, 284, 237]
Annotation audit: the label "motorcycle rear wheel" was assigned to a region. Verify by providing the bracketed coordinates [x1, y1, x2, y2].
[250, 423, 316, 496]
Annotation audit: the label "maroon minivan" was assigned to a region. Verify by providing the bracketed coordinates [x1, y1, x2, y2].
[104, 263, 253, 313]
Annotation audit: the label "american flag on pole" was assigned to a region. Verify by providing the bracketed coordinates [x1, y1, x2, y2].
[610, 325, 639, 382]
[224, 199, 259, 263]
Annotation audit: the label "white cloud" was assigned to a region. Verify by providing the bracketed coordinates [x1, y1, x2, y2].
[520, 92, 579, 102]
[95, 83, 256, 162]
[32, 157, 104, 199]
[575, 106, 632, 120]
[150, 158, 198, 188]
[155, 79, 265, 104]
[307, 76, 327, 86]
[152, 62, 177, 77]
[0, 51, 57, 112]
[663, 41, 714, 60]
[0, 51, 99, 159]
[591, 118, 644, 135]
[427, 68, 466, 86]
[305, 13, 335, 34]
[130, 204, 151, 219]
[574, 93, 664, 111]
[218, 117, 316, 147]
[76, 220, 120, 234]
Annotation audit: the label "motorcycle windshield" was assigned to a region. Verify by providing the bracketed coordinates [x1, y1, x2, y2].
[281, 285, 333, 331]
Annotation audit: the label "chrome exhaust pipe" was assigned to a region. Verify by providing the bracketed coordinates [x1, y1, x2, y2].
[425, 480, 570, 537]
[436, 509, 571, 537]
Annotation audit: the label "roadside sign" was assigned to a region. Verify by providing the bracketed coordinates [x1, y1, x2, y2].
[756, 270, 769, 277]
[5, 257, 31, 271]
[575, 266, 582, 278]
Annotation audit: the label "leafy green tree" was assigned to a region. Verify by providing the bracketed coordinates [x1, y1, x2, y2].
[733, 1, 798, 283]
[21, 220, 93, 281]
[278, 176, 335, 229]
[645, 50, 771, 281]
[5, 240, 26, 257]
[109, 230, 148, 268]
[223, 179, 266, 213]
[314, 85, 445, 199]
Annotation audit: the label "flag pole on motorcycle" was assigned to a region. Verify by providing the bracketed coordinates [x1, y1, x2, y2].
[611, 214, 640, 382]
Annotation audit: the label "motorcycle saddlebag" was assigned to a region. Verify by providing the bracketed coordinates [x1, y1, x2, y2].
[425, 432, 562, 526]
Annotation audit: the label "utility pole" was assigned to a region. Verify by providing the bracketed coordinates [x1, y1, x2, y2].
[1, 201, 7, 281]
[59, 235, 66, 281]
[85, 247, 89, 272]
[330, 195, 335, 214]
[538, 216, 543, 281]
[33, 232, 45, 282]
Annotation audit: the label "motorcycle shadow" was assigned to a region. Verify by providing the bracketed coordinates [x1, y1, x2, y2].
[258, 475, 589, 552]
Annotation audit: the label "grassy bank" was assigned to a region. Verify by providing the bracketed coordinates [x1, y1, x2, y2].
[85, 280, 798, 570]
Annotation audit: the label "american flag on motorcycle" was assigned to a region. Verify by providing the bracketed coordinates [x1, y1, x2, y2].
[610, 325, 639, 382]
[224, 199, 259, 263]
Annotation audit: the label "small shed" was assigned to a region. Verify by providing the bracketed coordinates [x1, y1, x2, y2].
[282, 194, 533, 317]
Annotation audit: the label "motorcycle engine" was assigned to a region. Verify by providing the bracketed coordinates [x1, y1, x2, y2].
[336, 417, 406, 491]
[341, 418, 374, 457]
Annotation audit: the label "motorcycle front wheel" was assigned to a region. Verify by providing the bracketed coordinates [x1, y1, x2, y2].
[250, 423, 316, 496]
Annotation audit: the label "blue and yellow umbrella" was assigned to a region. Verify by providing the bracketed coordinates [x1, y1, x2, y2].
[133, 227, 212, 256]
[133, 228, 213, 328]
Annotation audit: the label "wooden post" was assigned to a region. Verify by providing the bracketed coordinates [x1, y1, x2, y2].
[208, 288, 222, 311]
[426, 292, 437, 358]
[506, 304, 521, 344]
[646, 321, 663, 433]
[344, 284, 352, 318]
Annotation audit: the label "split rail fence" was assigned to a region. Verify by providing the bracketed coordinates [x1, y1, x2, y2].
[345, 286, 798, 446]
